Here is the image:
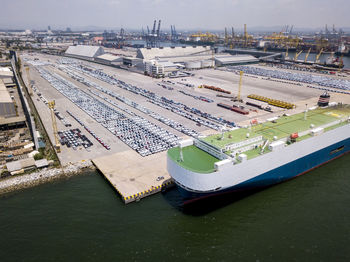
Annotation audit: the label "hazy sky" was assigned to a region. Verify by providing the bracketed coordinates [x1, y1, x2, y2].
[0, 0, 349, 30]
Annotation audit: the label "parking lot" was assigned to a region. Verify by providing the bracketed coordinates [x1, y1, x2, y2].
[21, 52, 350, 164]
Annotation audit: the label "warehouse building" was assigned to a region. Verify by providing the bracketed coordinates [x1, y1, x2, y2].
[65, 45, 105, 61]
[94, 53, 122, 66]
[136, 46, 212, 60]
[214, 54, 259, 67]
[122, 57, 143, 67]
[0, 67, 13, 80]
[0, 79, 16, 118]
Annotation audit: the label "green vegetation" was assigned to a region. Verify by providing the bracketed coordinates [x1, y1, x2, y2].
[168, 145, 219, 173]
[34, 152, 44, 160]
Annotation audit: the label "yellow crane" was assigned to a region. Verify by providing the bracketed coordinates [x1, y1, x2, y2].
[294, 50, 303, 61]
[48, 100, 61, 153]
[25, 67, 33, 96]
[315, 48, 323, 63]
[304, 48, 311, 63]
[237, 71, 244, 102]
[244, 24, 248, 47]
[285, 46, 289, 59]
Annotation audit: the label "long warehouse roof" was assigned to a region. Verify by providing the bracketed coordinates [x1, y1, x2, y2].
[0, 79, 12, 103]
[137, 46, 212, 60]
[65, 45, 105, 58]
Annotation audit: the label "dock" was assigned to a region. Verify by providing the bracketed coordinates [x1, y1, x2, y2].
[92, 150, 173, 204]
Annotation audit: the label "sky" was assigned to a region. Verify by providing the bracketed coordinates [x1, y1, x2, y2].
[0, 0, 349, 31]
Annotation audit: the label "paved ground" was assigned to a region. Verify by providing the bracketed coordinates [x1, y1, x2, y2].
[92, 150, 172, 203]
[19, 52, 350, 203]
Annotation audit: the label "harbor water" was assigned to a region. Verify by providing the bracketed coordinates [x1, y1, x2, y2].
[0, 153, 349, 261]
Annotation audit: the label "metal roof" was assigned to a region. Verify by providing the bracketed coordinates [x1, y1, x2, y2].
[214, 54, 259, 64]
[0, 79, 12, 103]
[0, 67, 13, 77]
[35, 159, 49, 168]
[137, 46, 212, 60]
[65, 45, 105, 58]
[95, 53, 122, 62]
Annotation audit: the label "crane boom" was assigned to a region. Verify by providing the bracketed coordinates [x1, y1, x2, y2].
[151, 20, 156, 35]
[156, 20, 161, 37]
[294, 50, 303, 61]
[316, 48, 323, 63]
[304, 48, 311, 62]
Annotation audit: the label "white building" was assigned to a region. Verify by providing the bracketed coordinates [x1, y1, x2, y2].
[137, 46, 212, 60]
[215, 54, 259, 66]
[65, 45, 105, 61]
[144, 60, 179, 77]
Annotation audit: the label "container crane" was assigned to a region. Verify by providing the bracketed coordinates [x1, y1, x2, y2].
[48, 101, 61, 153]
[294, 50, 303, 61]
[244, 24, 248, 47]
[315, 48, 323, 63]
[285, 46, 289, 59]
[304, 48, 311, 63]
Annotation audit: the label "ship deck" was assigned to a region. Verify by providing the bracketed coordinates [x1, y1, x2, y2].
[204, 106, 350, 150]
[167, 145, 219, 173]
[168, 105, 350, 173]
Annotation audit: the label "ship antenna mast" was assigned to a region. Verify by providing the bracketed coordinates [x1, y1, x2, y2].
[179, 147, 184, 162]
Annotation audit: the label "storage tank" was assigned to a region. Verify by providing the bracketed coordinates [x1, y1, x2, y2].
[201, 60, 212, 68]
[185, 61, 201, 70]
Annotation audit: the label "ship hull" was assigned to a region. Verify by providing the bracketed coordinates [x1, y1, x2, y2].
[170, 134, 350, 204]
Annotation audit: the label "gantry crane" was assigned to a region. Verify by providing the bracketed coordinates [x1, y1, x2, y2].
[48, 101, 61, 153]
[304, 48, 311, 63]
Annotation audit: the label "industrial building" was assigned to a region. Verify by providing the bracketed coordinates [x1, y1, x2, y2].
[0, 79, 16, 118]
[122, 57, 143, 67]
[136, 46, 212, 60]
[214, 54, 259, 66]
[144, 60, 179, 77]
[0, 67, 13, 80]
[94, 53, 122, 66]
[65, 45, 105, 61]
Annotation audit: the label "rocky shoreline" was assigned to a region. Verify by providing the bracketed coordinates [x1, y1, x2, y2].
[0, 160, 95, 195]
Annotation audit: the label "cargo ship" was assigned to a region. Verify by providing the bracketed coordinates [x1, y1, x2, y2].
[167, 99, 350, 204]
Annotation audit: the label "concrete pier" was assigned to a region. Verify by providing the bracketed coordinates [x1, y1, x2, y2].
[92, 150, 173, 204]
